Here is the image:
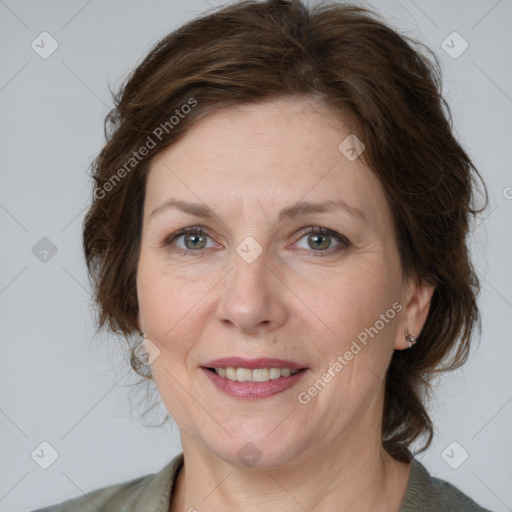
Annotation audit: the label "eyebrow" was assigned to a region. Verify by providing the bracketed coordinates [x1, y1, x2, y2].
[149, 198, 366, 223]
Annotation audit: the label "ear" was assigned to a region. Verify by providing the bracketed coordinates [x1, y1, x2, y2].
[394, 277, 436, 350]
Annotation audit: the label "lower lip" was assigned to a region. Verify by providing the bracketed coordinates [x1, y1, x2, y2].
[201, 367, 308, 399]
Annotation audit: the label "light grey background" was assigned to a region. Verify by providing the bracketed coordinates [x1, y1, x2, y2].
[1, 0, 511, 511]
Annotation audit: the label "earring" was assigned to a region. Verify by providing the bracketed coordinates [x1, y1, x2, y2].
[405, 331, 417, 348]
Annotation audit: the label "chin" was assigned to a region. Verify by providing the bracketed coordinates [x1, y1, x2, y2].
[202, 426, 311, 470]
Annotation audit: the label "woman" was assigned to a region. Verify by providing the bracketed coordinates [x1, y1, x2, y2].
[34, 0, 492, 510]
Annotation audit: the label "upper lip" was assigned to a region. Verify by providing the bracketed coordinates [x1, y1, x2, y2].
[203, 357, 307, 371]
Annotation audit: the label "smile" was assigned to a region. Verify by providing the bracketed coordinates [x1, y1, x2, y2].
[212, 367, 300, 382]
[202, 366, 308, 399]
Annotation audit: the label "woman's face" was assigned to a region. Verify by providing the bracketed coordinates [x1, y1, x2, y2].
[136, 97, 422, 468]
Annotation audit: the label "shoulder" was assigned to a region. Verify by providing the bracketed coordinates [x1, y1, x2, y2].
[31, 453, 184, 512]
[400, 457, 493, 512]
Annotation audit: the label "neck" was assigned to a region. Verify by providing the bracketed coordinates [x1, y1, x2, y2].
[169, 429, 411, 512]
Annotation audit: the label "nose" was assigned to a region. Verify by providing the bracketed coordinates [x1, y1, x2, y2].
[215, 248, 288, 336]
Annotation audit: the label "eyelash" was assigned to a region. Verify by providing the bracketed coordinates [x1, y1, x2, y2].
[163, 225, 351, 258]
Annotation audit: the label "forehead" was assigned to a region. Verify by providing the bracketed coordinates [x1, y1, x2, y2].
[145, 97, 390, 226]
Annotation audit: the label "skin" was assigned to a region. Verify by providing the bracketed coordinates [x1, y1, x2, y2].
[136, 97, 435, 512]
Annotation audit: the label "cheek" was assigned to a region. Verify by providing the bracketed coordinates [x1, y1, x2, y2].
[136, 255, 214, 353]
[303, 261, 401, 357]
[136, 264, 205, 414]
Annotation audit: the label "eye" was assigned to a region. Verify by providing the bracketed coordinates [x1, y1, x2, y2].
[293, 226, 350, 256]
[165, 226, 219, 255]
[163, 225, 350, 257]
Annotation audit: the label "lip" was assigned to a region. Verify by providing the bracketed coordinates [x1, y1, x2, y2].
[201, 366, 309, 400]
[202, 357, 306, 371]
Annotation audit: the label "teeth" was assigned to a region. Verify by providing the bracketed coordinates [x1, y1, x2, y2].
[269, 368, 282, 380]
[252, 368, 269, 382]
[236, 368, 252, 382]
[214, 367, 299, 382]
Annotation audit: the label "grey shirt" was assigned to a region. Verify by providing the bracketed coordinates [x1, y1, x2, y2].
[32, 452, 492, 511]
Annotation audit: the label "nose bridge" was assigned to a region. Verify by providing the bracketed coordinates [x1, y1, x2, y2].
[216, 237, 286, 333]
[228, 241, 271, 306]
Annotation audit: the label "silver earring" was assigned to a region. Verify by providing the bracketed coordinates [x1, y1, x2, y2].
[405, 331, 417, 348]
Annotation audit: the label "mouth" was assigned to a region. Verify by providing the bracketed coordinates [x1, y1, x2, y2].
[204, 366, 304, 382]
[200, 358, 309, 399]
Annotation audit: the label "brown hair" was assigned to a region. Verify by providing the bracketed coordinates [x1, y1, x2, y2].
[83, 0, 487, 462]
